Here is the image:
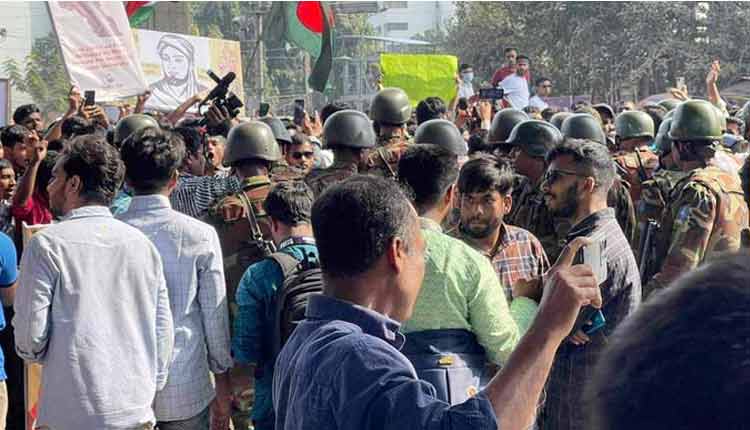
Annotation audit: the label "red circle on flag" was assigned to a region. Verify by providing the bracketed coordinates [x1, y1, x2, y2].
[297, 1, 324, 33]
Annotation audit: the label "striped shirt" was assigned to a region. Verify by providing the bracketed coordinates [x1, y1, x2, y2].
[169, 172, 241, 220]
[453, 223, 550, 303]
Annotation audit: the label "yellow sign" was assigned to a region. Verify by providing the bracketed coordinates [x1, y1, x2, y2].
[380, 54, 458, 107]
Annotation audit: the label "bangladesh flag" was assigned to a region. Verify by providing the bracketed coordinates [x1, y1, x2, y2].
[125, 1, 157, 26]
[268, 1, 334, 92]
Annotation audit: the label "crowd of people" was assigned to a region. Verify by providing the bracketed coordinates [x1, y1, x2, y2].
[0, 46, 747, 430]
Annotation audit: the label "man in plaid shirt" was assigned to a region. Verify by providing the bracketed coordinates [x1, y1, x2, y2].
[452, 155, 549, 303]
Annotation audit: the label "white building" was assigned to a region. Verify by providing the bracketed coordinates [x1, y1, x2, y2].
[368, 1, 455, 40]
[0, 2, 53, 124]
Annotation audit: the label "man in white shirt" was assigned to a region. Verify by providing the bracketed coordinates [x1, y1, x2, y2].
[529, 77, 552, 111]
[13, 135, 174, 430]
[499, 55, 531, 109]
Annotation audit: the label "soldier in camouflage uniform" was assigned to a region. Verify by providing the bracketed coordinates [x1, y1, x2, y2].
[644, 100, 749, 297]
[612, 110, 660, 202]
[364, 87, 412, 178]
[504, 120, 568, 260]
[561, 113, 638, 247]
[206, 121, 281, 430]
[305, 110, 376, 197]
[635, 118, 687, 264]
[486, 108, 529, 159]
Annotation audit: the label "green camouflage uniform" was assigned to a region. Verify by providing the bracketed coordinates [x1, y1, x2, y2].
[635, 168, 687, 262]
[363, 133, 411, 179]
[305, 163, 360, 198]
[613, 147, 660, 203]
[508, 175, 636, 262]
[644, 165, 749, 297]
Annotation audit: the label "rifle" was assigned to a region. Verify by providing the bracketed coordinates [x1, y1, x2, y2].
[638, 219, 660, 283]
[237, 191, 276, 257]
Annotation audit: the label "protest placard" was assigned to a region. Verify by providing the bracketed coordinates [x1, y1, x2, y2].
[48, 1, 148, 101]
[380, 54, 458, 107]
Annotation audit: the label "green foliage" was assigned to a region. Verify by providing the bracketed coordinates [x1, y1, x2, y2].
[2, 33, 69, 114]
[441, 2, 750, 103]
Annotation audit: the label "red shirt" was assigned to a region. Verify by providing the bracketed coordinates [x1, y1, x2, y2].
[491, 66, 531, 87]
[12, 190, 52, 231]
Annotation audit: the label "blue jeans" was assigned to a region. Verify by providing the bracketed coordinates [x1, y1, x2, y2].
[156, 407, 210, 430]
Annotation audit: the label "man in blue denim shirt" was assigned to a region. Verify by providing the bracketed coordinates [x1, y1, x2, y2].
[233, 181, 319, 430]
[273, 175, 604, 430]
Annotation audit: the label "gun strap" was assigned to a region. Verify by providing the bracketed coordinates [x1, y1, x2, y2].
[237, 191, 264, 241]
[634, 149, 649, 183]
[377, 148, 398, 179]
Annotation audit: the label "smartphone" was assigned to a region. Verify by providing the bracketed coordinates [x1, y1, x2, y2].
[84, 90, 96, 106]
[676, 77, 686, 89]
[457, 97, 469, 111]
[570, 240, 608, 336]
[293, 99, 305, 126]
[479, 88, 505, 100]
[259, 102, 270, 117]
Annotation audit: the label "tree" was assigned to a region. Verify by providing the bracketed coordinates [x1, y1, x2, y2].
[2, 33, 69, 115]
[439, 2, 750, 104]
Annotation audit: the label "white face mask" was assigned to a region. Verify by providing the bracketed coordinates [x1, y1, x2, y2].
[461, 72, 474, 83]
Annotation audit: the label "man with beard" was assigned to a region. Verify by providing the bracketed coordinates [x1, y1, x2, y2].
[453, 155, 549, 304]
[538, 138, 640, 430]
[397, 145, 538, 405]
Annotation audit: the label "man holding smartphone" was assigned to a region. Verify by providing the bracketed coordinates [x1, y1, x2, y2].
[539, 139, 640, 430]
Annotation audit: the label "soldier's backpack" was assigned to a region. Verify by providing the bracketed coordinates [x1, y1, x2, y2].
[269, 251, 323, 356]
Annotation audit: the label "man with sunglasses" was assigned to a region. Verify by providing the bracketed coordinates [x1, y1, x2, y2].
[284, 134, 315, 175]
[528, 78, 552, 111]
[539, 138, 640, 430]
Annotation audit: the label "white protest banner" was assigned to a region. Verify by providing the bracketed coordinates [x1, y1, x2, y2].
[47, 2, 148, 101]
[134, 29, 245, 113]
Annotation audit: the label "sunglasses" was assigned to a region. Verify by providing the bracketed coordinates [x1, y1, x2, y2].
[541, 84, 553, 88]
[542, 168, 590, 186]
[292, 151, 314, 160]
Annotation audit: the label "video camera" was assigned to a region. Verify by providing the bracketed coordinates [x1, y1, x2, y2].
[198, 70, 244, 127]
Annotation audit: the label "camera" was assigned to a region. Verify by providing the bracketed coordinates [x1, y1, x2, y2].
[198, 70, 244, 131]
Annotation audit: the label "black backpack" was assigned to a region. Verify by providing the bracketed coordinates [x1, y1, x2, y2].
[269, 251, 323, 356]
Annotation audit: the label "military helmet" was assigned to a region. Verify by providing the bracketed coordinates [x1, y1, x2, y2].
[506, 120, 563, 158]
[615, 110, 655, 140]
[114, 114, 159, 145]
[259, 116, 292, 146]
[592, 103, 615, 121]
[323, 109, 376, 149]
[488, 108, 529, 144]
[657, 99, 680, 112]
[224, 121, 281, 166]
[668, 99, 723, 142]
[370, 87, 412, 125]
[653, 118, 673, 154]
[560, 113, 606, 145]
[549, 111, 573, 130]
[413, 119, 467, 156]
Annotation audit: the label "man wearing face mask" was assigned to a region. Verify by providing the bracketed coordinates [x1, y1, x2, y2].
[457, 64, 475, 99]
